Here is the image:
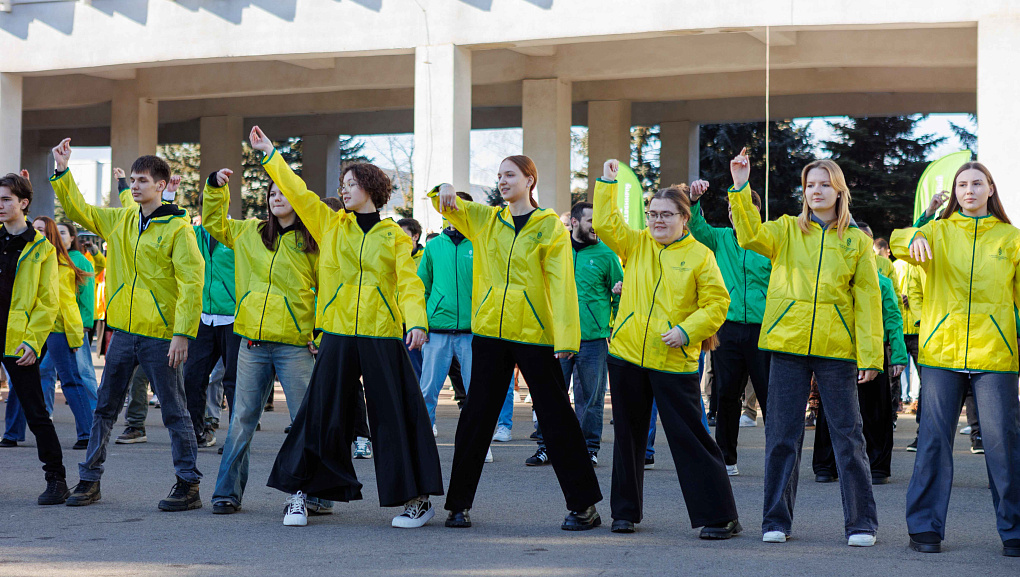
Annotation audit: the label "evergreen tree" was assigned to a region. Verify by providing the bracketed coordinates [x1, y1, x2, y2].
[631, 125, 661, 192]
[157, 143, 202, 216]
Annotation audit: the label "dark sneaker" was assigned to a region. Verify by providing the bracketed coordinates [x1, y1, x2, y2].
[1003, 538, 1020, 557]
[525, 447, 549, 466]
[815, 473, 838, 483]
[72, 439, 89, 450]
[66, 480, 101, 506]
[909, 531, 942, 553]
[197, 432, 217, 448]
[212, 501, 240, 515]
[38, 478, 70, 505]
[562, 506, 601, 531]
[644, 456, 655, 470]
[158, 477, 202, 512]
[700, 519, 743, 540]
[0, 438, 17, 447]
[445, 509, 471, 528]
[611, 519, 635, 533]
[971, 436, 985, 454]
[906, 437, 918, 452]
[115, 427, 147, 444]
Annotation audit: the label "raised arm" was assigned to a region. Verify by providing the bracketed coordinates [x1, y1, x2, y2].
[592, 159, 642, 261]
[428, 184, 495, 241]
[727, 149, 781, 259]
[250, 126, 338, 242]
[687, 181, 724, 252]
[544, 222, 581, 356]
[201, 169, 245, 249]
[50, 139, 126, 239]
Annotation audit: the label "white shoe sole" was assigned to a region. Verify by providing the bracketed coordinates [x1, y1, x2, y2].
[726, 465, 739, 476]
[492, 434, 512, 442]
[485, 448, 494, 463]
[392, 504, 435, 528]
[848, 534, 876, 547]
[115, 437, 147, 444]
[283, 514, 307, 527]
[763, 531, 787, 543]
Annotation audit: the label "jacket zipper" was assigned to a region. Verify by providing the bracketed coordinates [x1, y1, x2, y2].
[257, 240, 281, 340]
[806, 227, 826, 354]
[454, 240, 460, 328]
[964, 218, 978, 368]
[741, 250, 747, 324]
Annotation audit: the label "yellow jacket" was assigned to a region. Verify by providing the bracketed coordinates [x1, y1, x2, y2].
[202, 181, 319, 347]
[262, 150, 427, 338]
[51, 170, 204, 341]
[876, 255, 894, 280]
[52, 264, 84, 349]
[4, 229, 59, 357]
[893, 259, 921, 335]
[891, 211, 1020, 373]
[728, 182, 884, 370]
[428, 188, 580, 353]
[593, 180, 729, 373]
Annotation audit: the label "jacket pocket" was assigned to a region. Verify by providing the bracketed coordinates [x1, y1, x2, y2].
[584, 302, 600, 331]
[107, 283, 125, 308]
[429, 294, 445, 318]
[523, 290, 545, 330]
[990, 314, 1015, 356]
[376, 287, 396, 322]
[475, 287, 492, 318]
[320, 284, 343, 316]
[613, 312, 634, 339]
[766, 300, 795, 335]
[236, 290, 251, 316]
[222, 281, 236, 304]
[149, 290, 168, 327]
[923, 313, 950, 348]
[833, 304, 853, 342]
[283, 297, 302, 334]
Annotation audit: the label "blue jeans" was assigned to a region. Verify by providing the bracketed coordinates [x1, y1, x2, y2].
[763, 353, 876, 538]
[647, 352, 709, 457]
[537, 339, 608, 451]
[498, 376, 515, 430]
[906, 367, 1020, 541]
[419, 332, 473, 426]
[79, 331, 200, 483]
[4, 333, 98, 442]
[213, 342, 322, 507]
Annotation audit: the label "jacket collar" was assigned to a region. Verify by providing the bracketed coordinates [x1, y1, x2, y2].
[948, 209, 999, 223]
[808, 212, 857, 230]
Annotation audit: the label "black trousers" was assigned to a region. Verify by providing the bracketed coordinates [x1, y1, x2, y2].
[449, 356, 467, 406]
[268, 334, 442, 507]
[2, 354, 65, 480]
[182, 322, 240, 439]
[445, 336, 601, 512]
[608, 358, 738, 526]
[712, 321, 771, 466]
[814, 349, 894, 478]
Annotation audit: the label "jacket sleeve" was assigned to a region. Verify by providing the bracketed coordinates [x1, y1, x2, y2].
[727, 182, 782, 260]
[394, 232, 428, 333]
[261, 149, 339, 243]
[890, 222, 936, 273]
[50, 169, 127, 240]
[201, 180, 246, 250]
[427, 187, 494, 241]
[58, 267, 84, 349]
[688, 201, 723, 253]
[170, 224, 205, 339]
[544, 223, 581, 355]
[24, 248, 59, 356]
[913, 210, 938, 228]
[852, 245, 885, 371]
[678, 251, 730, 346]
[880, 275, 908, 365]
[417, 244, 434, 304]
[607, 253, 624, 324]
[907, 266, 925, 326]
[592, 179, 642, 262]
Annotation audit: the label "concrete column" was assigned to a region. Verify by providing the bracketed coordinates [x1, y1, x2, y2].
[110, 84, 157, 207]
[523, 78, 572, 214]
[413, 44, 471, 231]
[978, 14, 1020, 221]
[0, 73, 23, 175]
[21, 131, 54, 219]
[659, 121, 701, 187]
[199, 116, 244, 219]
[587, 100, 631, 194]
[301, 134, 343, 198]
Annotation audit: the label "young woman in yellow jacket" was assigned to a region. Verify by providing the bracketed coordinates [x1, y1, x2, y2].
[891, 162, 1020, 557]
[593, 160, 740, 539]
[0, 172, 67, 504]
[728, 149, 883, 547]
[249, 126, 442, 529]
[432, 155, 602, 531]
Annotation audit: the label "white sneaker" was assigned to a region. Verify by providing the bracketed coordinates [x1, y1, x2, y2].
[848, 533, 876, 547]
[485, 448, 494, 463]
[739, 415, 757, 428]
[726, 464, 739, 476]
[283, 492, 308, 527]
[432, 424, 438, 438]
[353, 437, 373, 459]
[959, 425, 972, 435]
[391, 497, 434, 528]
[492, 425, 512, 442]
[763, 531, 787, 543]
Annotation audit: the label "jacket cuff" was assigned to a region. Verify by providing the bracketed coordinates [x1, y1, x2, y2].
[596, 178, 617, 184]
[727, 182, 750, 193]
[50, 168, 69, 182]
[260, 148, 277, 165]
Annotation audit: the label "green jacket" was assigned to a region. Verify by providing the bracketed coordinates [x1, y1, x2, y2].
[68, 249, 95, 327]
[688, 200, 772, 324]
[417, 231, 473, 331]
[879, 272, 909, 366]
[194, 225, 237, 316]
[573, 240, 623, 341]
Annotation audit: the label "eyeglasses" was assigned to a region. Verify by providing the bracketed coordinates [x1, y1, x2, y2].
[645, 211, 679, 221]
[340, 181, 360, 193]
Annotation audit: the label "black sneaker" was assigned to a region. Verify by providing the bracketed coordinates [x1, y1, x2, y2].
[38, 478, 70, 505]
[72, 439, 89, 450]
[66, 480, 101, 506]
[906, 437, 918, 452]
[1004, 538, 1020, 557]
[909, 531, 942, 553]
[0, 438, 17, 447]
[562, 505, 601, 531]
[815, 473, 838, 483]
[699, 519, 743, 540]
[158, 477, 202, 512]
[971, 436, 985, 454]
[212, 501, 240, 515]
[525, 447, 549, 466]
[115, 426, 147, 444]
[644, 456, 655, 470]
[445, 509, 471, 528]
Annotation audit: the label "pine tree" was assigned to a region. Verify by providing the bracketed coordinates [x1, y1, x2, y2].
[631, 126, 661, 191]
[157, 143, 202, 216]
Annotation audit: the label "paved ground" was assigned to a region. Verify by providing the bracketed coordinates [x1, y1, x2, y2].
[1, 382, 1017, 577]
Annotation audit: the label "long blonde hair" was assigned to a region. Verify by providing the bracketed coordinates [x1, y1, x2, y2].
[796, 159, 852, 239]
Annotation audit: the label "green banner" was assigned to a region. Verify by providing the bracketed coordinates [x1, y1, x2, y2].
[616, 165, 646, 230]
[913, 150, 972, 222]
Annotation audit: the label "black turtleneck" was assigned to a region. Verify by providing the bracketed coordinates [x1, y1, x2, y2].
[512, 209, 536, 236]
[444, 228, 466, 245]
[355, 211, 381, 234]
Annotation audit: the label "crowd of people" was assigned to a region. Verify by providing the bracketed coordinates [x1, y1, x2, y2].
[0, 130, 1017, 557]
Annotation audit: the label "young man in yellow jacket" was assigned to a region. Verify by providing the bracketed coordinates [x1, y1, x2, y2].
[50, 139, 205, 512]
[0, 172, 68, 505]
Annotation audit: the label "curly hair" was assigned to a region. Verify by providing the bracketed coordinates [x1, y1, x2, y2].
[342, 162, 392, 209]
